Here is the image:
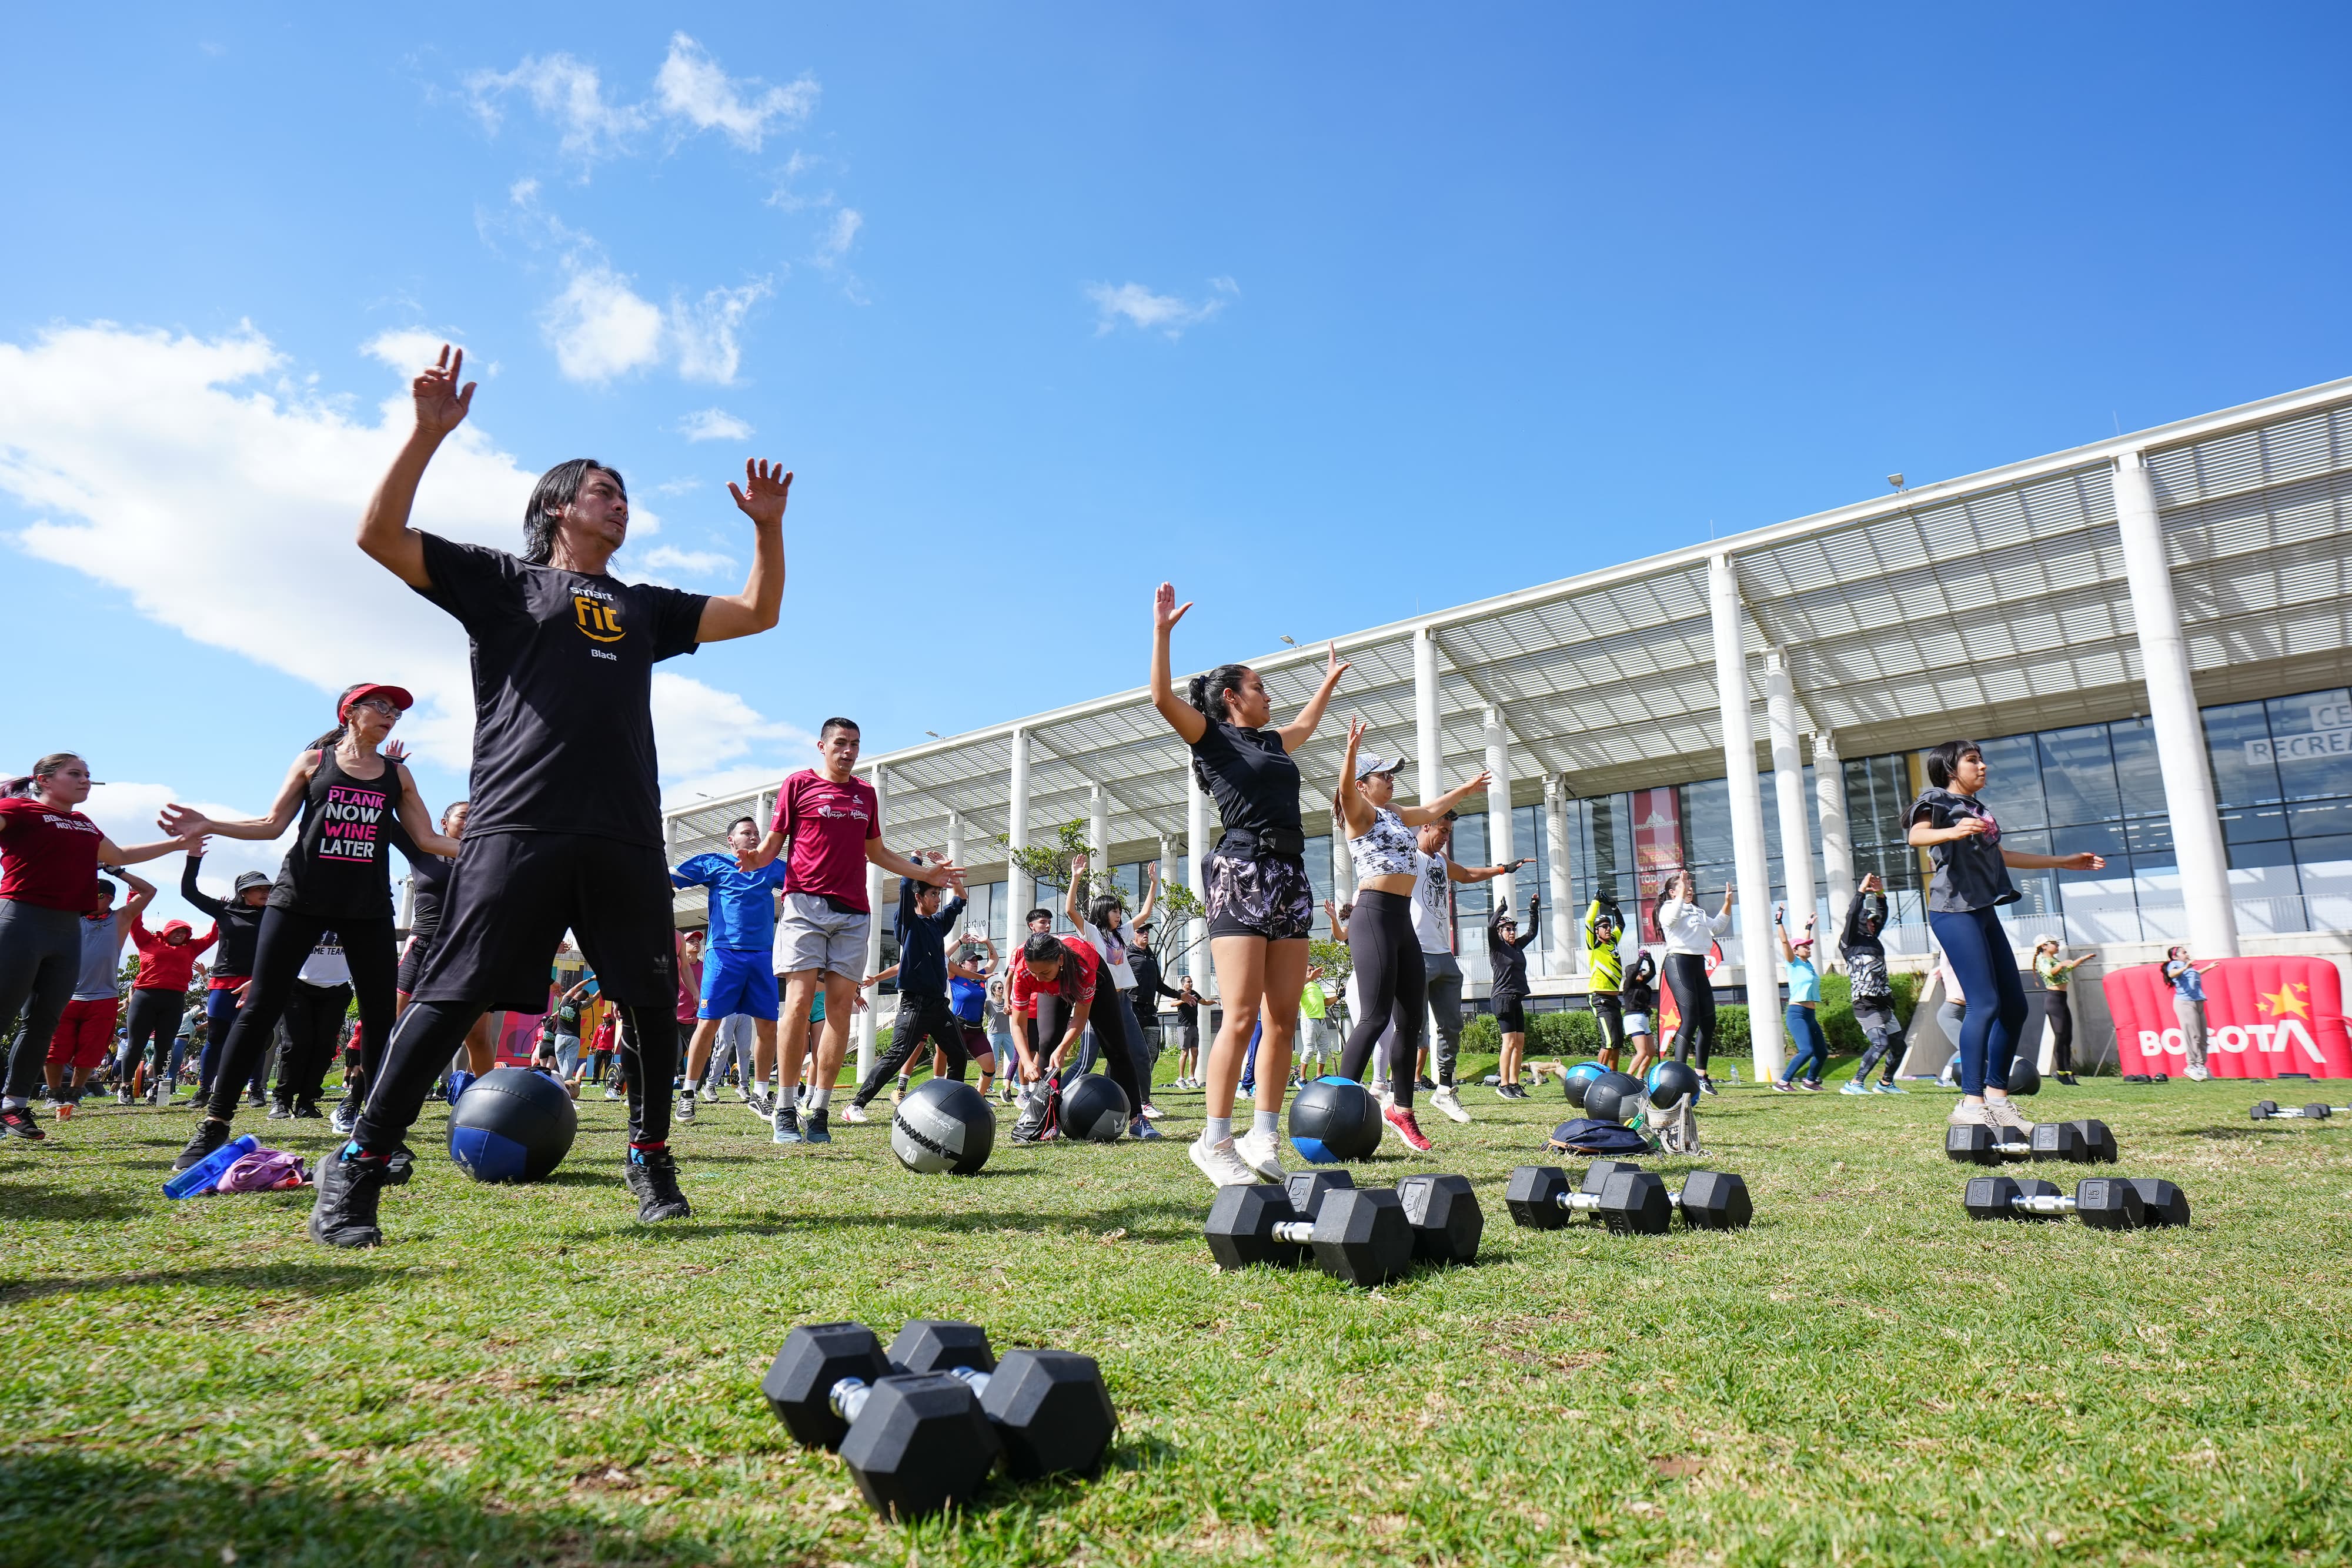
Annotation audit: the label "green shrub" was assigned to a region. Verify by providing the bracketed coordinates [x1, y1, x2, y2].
[1459, 1014, 1499, 1058]
[1529, 1009, 1602, 1058]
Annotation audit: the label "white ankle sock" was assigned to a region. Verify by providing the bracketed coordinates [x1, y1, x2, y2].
[1252, 1109, 1279, 1138]
[1204, 1115, 1233, 1145]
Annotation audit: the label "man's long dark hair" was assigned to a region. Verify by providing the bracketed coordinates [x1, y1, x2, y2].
[524, 459, 626, 566]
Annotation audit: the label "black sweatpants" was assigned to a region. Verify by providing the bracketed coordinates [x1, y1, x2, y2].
[205, 910, 396, 1123]
[1340, 890, 1424, 1107]
[125, 987, 187, 1093]
[276, 979, 352, 1107]
[854, 991, 969, 1106]
[1664, 952, 1716, 1071]
[1033, 986, 1144, 1115]
[1591, 994, 1625, 1057]
[2044, 991, 2075, 1074]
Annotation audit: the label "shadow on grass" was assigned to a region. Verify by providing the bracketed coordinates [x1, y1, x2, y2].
[0, 1262, 396, 1305]
[0, 1179, 142, 1223]
[563, 1197, 1211, 1246]
[2178, 1125, 2267, 1141]
[0, 1447, 730, 1568]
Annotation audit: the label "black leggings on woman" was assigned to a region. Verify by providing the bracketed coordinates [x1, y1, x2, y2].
[276, 978, 352, 1108]
[2044, 990, 2074, 1074]
[204, 910, 396, 1123]
[1034, 986, 1145, 1115]
[1663, 952, 1716, 1072]
[125, 988, 187, 1090]
[1340, 890, 1424, 1108]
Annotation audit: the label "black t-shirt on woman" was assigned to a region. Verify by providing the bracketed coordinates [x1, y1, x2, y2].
[1189, 721, 1303, 840]
[414, 534, 708, 847]
[1907, 787, 2019, 914]
[270, 747, 420, 922]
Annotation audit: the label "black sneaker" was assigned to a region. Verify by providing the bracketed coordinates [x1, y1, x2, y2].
[246, 1091, 266, 1108]
[624, 1145, 692, 1222]
[268, 1101, 293, 1121]
[1416, 1075, 1437, 1093]
[1, 1105, 46, 1141]
[172, 1118, 232, 1172]
[293, 1101, 324, 1120]
[329, 1101, 359, 1136]
[308, 1146, 389, 1248]
[803, 1108, 832, 1145]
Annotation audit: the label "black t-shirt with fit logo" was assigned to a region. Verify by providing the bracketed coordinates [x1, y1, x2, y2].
[415, 534, 708, 847]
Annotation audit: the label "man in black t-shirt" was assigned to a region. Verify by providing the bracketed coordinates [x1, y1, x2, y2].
[309, 343, 791, 1248]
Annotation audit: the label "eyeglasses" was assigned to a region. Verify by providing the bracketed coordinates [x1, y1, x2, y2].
[353, 699, 403, 718]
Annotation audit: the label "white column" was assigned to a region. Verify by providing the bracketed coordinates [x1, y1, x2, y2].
[1764, 651, 1819, 935]
[1414, 627, 1444, 807]
[1087, 784, 1109, 893]
[1331, 820, 1355, 912]
[946, 808, 968, 941]
[857, 766, 887, 1085]
[1184, 753, 1208, 978]
[1545, 775, 1575, 977]
[2114, 452, 2239, 958]
[1813, 731, 1855, 926]
[1709, 554, 1784, 1080]
[1005, 731, 1031, 961]
[1483, 706, 1515, 908]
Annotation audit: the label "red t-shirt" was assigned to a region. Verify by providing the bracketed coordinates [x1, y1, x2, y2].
[770, 769, 880, 910]
[1009, 937, 1099, 1017]
[0, 796, 105, 912]
[131, 918, 218, 991]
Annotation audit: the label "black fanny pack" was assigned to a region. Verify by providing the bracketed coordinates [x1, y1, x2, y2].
[1221, 827, 1305, 858]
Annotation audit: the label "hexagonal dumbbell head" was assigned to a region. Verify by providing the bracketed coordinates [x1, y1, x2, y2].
[2067, 1178, 2146, 1230]
[1305, 1186, 1414, 1286]
[836, 1373, 1001, 1519]
[1946, 1123, 2008, 1166]
[2251, 1100, 2280, 1121]
[1675, 1170, 1752, 1230]
[764, 1321, 891, 1449]
[1395, 1173, 1482, 1265]
[1206, 1183, 1304, 1271]
[976, 1348, 1118, 1479]
[1593, 1170, 1673, 1236]
[1962, 1174, 2026, 1221]
[1284, 1168, 1354, 1220]
[1504, 1165, 1573, 1230]
[888, 1319, 995, 1378]
[2306, 1103, 2335, 1121]
[2127, 1177, 2192, 1227]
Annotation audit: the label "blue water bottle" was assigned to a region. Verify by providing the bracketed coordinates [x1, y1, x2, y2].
[163, 1133, 259, 1199]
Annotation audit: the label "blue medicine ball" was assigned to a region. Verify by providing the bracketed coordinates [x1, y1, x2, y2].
[447, 1066, 579, 1182]
[1563, 1061, 1605, 1106]
[1645, 1059, 1700, 1111]
[1287, 1075, 1381, 1163]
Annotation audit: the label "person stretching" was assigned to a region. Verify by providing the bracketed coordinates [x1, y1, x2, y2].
[1771, 907, 1828, 1091]
[1907, 738, 2103, 1139]
[395, 801, 496, 1091]
[1148, 583, 1347, 1186]
[2034, 938, 2090, 1085]
[1654, 871, 1732, 1094]
[1061, 853, 1161, 1138]
[1171, 977, 1207, 1088]
[1005, 930, 1111, 1142]
[0, 753, 185, 1141]
[1583, 900, 1628, 1072]
[308, 344, 790, 1245]
[123, 908, 218, 1115]
[1487, 895, 1541, 1099]
[671, 815, 788, 1125]
[1408, 815, 1516, 1122]
[847, 852, 972, 1121]
[180, 847, 273, 1107]
[52, 869, 152, 1116]
[2163, 945, 2213, 1082]
[1839, 874, 1909, 1094]
[1622, 948, 1660, 1078]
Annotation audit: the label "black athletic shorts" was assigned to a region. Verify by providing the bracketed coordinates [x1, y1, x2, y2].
[395, 935, 432, 997]
[1492, 992, 1528, 1034]
[408, 831, 677, 1014]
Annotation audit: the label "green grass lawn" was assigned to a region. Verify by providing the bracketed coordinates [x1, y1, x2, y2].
[5, 1059, 2351, 1567]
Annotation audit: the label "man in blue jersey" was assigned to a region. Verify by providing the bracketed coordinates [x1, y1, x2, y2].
[671, 816, 787, 1125]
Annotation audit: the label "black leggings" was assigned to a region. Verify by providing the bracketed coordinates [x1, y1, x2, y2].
[1341, 890, 1424, 1107]
[854, 992, 968, 1106]
[1664, 952, 1716, 1072]
[363, 999, 676, 1151]
[126, 988, 186, 1090]
[1591, 994, 1625, 1056]
[1031, 988, 1144, 1116]
[205, 910, 396, 1123]
[276, 979, 351, 1106]
[2044, 990, 2074, 1074]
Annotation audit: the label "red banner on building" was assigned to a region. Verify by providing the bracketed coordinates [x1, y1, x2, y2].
[2104, 955, 2351, 1079]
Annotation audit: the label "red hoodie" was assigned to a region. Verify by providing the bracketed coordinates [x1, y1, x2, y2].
[131, 917, 218, 991]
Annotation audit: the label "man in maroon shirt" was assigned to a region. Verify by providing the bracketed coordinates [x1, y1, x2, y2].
[737, 717, 961, 1146]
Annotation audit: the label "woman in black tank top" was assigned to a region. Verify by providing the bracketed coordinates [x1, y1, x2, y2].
[157, 683, 459, 1171]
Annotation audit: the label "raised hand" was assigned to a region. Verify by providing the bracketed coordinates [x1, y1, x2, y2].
[382, 739, 410, 764]
[1322, 640, 1352, 686]
[157, 803, 213, 841]
[412, 345, 475, 437]
[1069, 852, 1088, 877]
[1345, 715, 1368, 752]
[1154, 582, 1192, 633]
[728, 458, 793, 528]
[1460, 768, 1493, 795]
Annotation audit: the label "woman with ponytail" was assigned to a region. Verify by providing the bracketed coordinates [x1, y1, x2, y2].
[155, 684, 459, 1172]
[0, 754, 186, 1140]
[1148, 583, 1348, 1188]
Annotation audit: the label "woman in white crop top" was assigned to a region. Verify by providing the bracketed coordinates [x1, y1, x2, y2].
[1650, 870, 1735, 1092]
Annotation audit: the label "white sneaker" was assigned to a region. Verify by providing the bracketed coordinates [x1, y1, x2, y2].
[1234, 1127, 1289, 1181]
[1984, 1096, 2036, 1138]
[839, 1102, 871, 1124]
[1188, 1134, 1261, 1188]
[1430, 1085, 1472, 1124]
[1139, 1102, 1164, 1120]
[1947, 1099, 1997, 1130]
[2183, 1064, 2210, 1082]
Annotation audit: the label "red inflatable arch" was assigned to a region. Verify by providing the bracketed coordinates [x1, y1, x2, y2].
[2104, 955, 2350, 1079]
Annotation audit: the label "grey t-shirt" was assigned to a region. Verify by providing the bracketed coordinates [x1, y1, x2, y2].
[74, 911, 131, 1001]
[1909, 788, 2019, 913]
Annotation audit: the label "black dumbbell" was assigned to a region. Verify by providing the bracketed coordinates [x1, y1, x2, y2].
[1946, 1118, 2119, 1167]
[760, 1322, 995, 1517]
[1960, 1174, 2191, 1229]
[1504, 1160, 1752, 1236]
[1205, 1178, 1411, 1286]
[2251, 1101, 2349, 1121]
[885, 1320, 1117, 1480]
[1287, 1168, 1482, 1266]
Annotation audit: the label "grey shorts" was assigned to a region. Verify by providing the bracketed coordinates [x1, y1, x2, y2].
[773, 891, 872, 979]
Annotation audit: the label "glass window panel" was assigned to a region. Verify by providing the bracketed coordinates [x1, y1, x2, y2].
[2109, 717, 2169, 820]
[1967, 733, 2045, 830]
[1452, 814, 1490, 914]
[2034, 726, 2117, 826]
[2220, 806, 2288, 844]
[1681, 778, 1730, 870]
[2123, 815, 2174, 856]
[2051, 822, 2124, 860]
[2288, 800, 2352, 841]
[2300, 840, 2352, 933]
[2226, 837, 2298, 870]
[2267, 689, 2352, 803]
[2200, 700, 2281, 809]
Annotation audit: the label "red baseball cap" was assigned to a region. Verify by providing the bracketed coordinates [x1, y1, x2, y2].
[338, 683, 415, 721]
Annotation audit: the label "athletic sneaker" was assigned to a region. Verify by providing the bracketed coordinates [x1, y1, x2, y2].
[294, 1101, 324, 1119]
[1, 1106, 46, 1141]
[172, 1118, 231, 1173]
[1698, 1075, 1720, 1096]
[676, 1091, 697, 1124]
[1131, 1117, 1164, 1141]
[1947, 1099, 1999, 1131]
[803, 1108, 832, 1145]
[1383, 1104, 1433, 1153]
[1234, 1127, 1288, 1180]
[1875, 1081, 1907, 1094]
[604, 1086, 624, 1101]
[1985, 1097, 2035, 1138]
[2184, 1064, 2210, 1082]
[116, 1089, 134, 1107]
[1838, 1081, 1869, 1095]
[840, 1103, 871, 1125]
[268, 1101, 293, 1120]
[771, 1105, 803, 1145]
[308, 1148, 388, 1248]
[2056, 1073, 2080, 1086]
[1188, 1133, 1261, 1188]
[245, 1091, 265, 1109]
[1139, 1102, 1164, 1120]
[329, 1101, 359, 1136]
[1802, 1080, 1825, 1092]
[746, 1091, 774, 1119]
[1772, 1081, 1794, 1094]
[1416, 1075, 1437, 1094]
[1430, 1085, 1471, 1124]
[624, 1146, 692, 1222]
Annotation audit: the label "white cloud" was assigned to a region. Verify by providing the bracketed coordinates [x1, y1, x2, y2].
[0, 321, 807, 796]
[638, 544, 737, 576]
[650, 476, 703, 496]
[1086, 278, 1238, 339]
[652, 674, 810, 795]
[670, 279, 770, 384]
[653, 33, 818, 150]
[464, 52, 648, 163]
[816, 208, 862, 266]
[78, 783, 285, 931]
[363, 328, 464, 374]
[542, 259, 667, 382]
[677, 408, 753, 443]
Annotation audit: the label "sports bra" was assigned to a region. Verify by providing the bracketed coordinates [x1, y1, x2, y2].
[1348, 806, 1418, 881]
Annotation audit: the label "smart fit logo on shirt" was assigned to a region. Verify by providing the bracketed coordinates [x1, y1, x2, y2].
[574, 590, 625, 643]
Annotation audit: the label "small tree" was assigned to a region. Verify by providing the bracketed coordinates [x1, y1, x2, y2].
[1000, 819, 1094, 909]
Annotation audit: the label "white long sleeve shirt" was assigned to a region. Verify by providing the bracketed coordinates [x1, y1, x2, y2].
[1656, 898, 1731, 958]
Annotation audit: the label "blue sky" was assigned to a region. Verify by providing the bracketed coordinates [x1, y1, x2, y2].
[4, 5, 2348, 923]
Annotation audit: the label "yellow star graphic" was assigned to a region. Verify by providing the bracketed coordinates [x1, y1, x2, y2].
[2259, 983, 2311, 1021]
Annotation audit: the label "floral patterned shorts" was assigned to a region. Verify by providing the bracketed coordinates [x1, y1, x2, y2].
[1203, 848, 1314, 942]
